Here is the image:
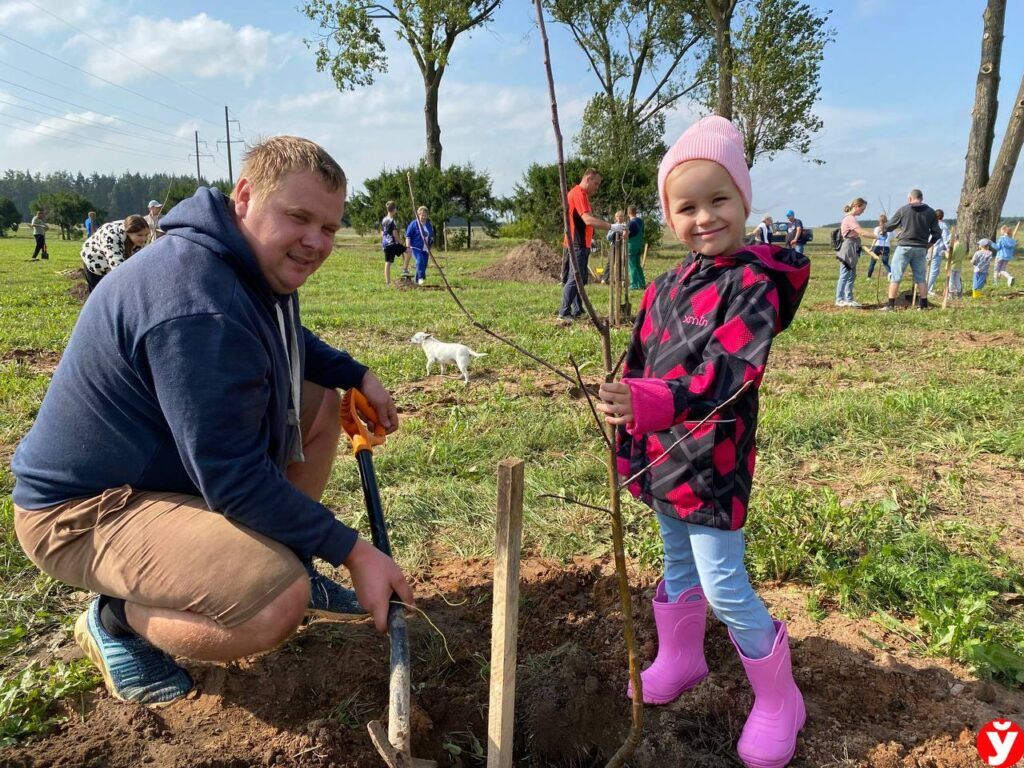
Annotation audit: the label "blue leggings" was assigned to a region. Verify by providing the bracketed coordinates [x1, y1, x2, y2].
[658, 512, 776, 659]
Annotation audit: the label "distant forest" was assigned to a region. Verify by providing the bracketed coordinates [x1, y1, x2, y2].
[0, 169, 230, 223]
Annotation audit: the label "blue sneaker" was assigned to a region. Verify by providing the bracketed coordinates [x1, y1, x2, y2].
[74, 598, 192, 705]
[306, 564, 365, 620]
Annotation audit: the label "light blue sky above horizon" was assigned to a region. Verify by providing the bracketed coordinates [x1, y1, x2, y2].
[0, 0, 1022, 227]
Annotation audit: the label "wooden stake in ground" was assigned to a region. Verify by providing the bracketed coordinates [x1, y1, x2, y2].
[486, 458, 525, 768]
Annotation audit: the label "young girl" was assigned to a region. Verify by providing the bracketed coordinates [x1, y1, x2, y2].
[380, 200, 407, 286]
[598, 116, 809, 768]
[866, 213, 891, 281]
[972, 238, 995, 297]
[405, 205, 435, 285]
[837, 198, 869, 308]
[81, 215, 150, 292]
[994, 224, 1018, 288]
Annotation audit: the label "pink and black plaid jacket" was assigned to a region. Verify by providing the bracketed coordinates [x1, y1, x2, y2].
[616, 244, 810, 530]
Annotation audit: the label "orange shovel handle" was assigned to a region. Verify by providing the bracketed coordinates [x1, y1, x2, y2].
[340, 389, 387, 454]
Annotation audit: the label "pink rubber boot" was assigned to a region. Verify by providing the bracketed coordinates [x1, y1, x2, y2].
[731, 620, 806, 768]
[626, 582, 708, 704]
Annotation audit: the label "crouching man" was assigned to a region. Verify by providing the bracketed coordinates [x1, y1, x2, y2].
[11, 136, 413, 704]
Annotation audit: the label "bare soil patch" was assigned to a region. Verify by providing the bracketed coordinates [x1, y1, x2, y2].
[0, 349, 62, 376]
[475, 241, 562, 284]
[3, 558, 1017, 768]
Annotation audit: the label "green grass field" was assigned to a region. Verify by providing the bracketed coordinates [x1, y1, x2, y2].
[1, 225, 1023, 743]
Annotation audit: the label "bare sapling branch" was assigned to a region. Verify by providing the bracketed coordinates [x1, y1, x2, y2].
[618, 381, 753, 489]
[538, 493, 613, 515]
[569, 353, 613, 451]
[534, 2, 643, 765]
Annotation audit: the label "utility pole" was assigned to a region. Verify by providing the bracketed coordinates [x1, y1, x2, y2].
[218, 106, 244, 186]
[189, 131, 214, 185]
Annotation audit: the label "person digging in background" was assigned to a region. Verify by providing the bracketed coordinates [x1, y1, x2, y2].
[405, 205, 435, 285]
[836, 198, 872, 308]
[881, 189, 942, 311]
[144, 199, 165, 243]
[597, 115, 810, 768]
[994, 223, 1018, 288]
[380, 200, 407, 286]
[972, 238, 995, 297]
[11, 136, 413, 706]
[30, 208, 49, 260]
[866, 213, 891, 281]
[557, 167, 620, 322]
[80, 214, 150, 292]
[627, 204, 646, 289]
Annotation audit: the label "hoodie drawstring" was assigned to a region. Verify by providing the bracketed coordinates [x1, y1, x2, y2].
[275, 296, 304, 464]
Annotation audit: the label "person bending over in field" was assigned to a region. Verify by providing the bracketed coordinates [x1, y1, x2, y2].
[598, 116, 810, 768]
[80, 214, 150, 292]
[881, 189, 942, 311]
[12, 136, 413, 705]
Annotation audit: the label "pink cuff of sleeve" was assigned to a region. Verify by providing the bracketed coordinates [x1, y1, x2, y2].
[624, 378, 675, 435]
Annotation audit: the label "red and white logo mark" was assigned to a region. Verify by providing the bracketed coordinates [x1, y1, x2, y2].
[978, 720, 1024, 767]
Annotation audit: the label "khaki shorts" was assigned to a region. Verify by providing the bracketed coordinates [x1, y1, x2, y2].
[13, 381, 331, 628]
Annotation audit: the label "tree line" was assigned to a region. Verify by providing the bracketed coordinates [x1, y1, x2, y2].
[0, 170, 229, 238]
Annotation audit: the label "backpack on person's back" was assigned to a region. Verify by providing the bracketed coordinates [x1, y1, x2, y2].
[830, 227, 843, 252]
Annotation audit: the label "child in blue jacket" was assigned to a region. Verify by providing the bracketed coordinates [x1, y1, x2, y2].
[405, 206, 435, 285]
[994, 224, 1018, 288]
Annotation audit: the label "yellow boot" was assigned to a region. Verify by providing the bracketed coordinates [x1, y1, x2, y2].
[972, 289, 982, 298]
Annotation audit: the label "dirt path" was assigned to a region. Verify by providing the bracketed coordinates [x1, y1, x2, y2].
[3, 558, 1018, 768]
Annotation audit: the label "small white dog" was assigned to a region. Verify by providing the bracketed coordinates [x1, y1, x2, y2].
[410, 332, 486, 384]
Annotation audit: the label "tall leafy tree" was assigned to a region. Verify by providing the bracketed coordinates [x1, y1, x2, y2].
[697, 0, 834, 167]
[346, 163, 496, 246]
[30, 191, 94, 240]
[0, 197, 22, 236]
[302, 0, 502, 168]
[703, 0, 739, 119]
[544, 0, 707, 146]
[445, 163, 496, 247]
[957, 0, 1024, 250]
[574, 93, 664, 228]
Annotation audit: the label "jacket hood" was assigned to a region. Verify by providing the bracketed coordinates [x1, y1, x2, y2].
[159, 187, 276, 306]
[693, 244, 809, 332]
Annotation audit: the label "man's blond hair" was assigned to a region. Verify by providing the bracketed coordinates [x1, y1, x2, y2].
[239, 136, 346, 198]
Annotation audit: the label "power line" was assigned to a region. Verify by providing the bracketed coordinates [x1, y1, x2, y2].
[0, 94, 192, 151]
[0, 30, 216, 126]
[0, 59, 193, 139]
[22, 0, 221, 110]
[0, 77, 192, 144]
[0, 118, 187, 164]
[0, 112, 185, 162]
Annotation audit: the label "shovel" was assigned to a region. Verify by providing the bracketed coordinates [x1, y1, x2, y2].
[340, 390, 436, 768]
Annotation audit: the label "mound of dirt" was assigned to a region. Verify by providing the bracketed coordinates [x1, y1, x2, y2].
[476, 240, 562, 283]
[3, 557, 1019, 768]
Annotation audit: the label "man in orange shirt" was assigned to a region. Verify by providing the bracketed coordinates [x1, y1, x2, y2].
[558, 168, 620, 322]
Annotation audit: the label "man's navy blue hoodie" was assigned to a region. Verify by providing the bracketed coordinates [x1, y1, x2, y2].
[12, 188, 366, 567]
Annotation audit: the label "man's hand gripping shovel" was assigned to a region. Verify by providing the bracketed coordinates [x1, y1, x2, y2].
[340, 390, 436, 768]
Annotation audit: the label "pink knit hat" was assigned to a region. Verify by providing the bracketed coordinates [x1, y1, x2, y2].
[658, 115, 751, 221]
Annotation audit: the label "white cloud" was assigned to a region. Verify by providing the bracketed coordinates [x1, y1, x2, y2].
[65, 13, 286, 86]
[0, 0, 100, 34]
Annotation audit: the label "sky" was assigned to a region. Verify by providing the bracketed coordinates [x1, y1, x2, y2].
[0, 0, 1022, 226]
